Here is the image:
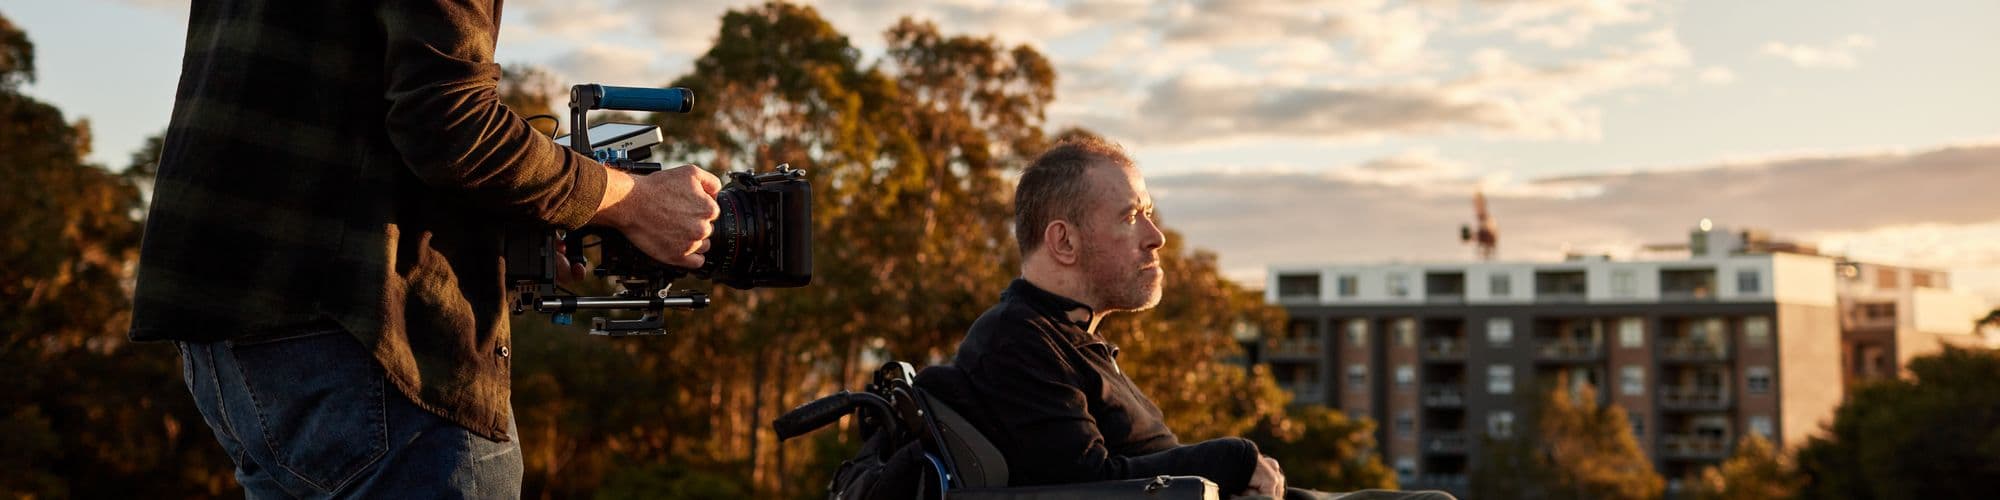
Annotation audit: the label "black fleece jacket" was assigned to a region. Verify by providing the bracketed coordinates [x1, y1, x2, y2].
[947, 278, 1261, 493]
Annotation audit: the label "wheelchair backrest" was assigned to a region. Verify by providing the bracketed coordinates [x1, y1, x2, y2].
[913, 365, 1011, 489]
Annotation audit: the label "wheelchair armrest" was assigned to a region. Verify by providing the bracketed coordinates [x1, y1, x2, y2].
[944, 475, 1218, 500]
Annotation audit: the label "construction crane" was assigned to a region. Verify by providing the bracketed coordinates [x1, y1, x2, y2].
[1460, 189, 1498, 260]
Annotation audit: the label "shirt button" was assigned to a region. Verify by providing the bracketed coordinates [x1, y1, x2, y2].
[497, 346, 511, 358]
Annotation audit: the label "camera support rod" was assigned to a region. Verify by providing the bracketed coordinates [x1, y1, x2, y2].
[535, 294, 709, 312]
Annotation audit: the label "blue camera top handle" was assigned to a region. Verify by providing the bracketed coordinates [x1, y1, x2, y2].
[595, 85, 693, 113]
[566, 84, 693, 155]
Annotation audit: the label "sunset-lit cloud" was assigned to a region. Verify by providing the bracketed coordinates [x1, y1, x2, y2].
[1760, 35, 1876, 70]
[1151, 140, 2000, 302]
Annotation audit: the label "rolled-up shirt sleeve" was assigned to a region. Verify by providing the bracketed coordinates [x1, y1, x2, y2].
[975, 335, 1261, 494]
[376, 0, 605, 230]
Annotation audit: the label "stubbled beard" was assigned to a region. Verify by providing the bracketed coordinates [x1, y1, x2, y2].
[1082, 246, 1163, 312]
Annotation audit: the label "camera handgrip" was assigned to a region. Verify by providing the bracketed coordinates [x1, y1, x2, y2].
[596, 85, 693, 113]
[773, 391, 891, 441]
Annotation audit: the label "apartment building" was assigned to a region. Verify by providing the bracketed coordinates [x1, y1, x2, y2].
[1835, 260, 1995, 384]
[1258, 226, 1847, 493]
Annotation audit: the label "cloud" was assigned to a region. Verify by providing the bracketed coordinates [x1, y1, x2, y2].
[1155, 0, 1446, 72]
[1088, 28, 1690, 144]
[1149, 140, 2000, 300]
[1467, 0, 1658, 48]
[542, 43, 679, 89]
[1697, 66, 1735, 85]
[1761, 34, 1875, 70]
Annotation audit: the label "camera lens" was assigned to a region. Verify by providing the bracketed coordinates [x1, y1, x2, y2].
[703, 186, 762, 282]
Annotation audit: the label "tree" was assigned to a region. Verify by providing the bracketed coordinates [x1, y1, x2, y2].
[1795, 346, 2000, 499]
[1692, 434, 1802, 500]
[1, 10, 236, 497]
[1250, 404, 1398, 491]
[499, 63, 563, 137]
[1471, 381, 1663, 500]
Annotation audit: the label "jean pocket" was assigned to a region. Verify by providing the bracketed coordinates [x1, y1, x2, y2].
[228, 326, 388, 493]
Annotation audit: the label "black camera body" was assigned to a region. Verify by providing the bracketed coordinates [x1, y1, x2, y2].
[563, 167, 812, 289]
[507, 84, 812, 336]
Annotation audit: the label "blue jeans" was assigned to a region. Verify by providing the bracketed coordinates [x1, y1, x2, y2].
[177, 323, 521, 498]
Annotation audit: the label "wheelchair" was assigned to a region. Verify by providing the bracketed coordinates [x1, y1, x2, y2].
[774, 361, 1221, 500]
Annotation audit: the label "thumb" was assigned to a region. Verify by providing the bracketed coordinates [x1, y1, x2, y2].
[690, 165, 722, 196]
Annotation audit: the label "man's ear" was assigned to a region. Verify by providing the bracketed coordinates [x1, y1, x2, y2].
[1044, 220, 1081, 266]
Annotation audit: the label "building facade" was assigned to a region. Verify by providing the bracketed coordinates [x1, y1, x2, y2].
[1258, 228, 1851, 493]
[1834, 259, 1995, 384]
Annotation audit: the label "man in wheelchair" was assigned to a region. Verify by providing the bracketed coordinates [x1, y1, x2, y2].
[933, 138, 1451, 500]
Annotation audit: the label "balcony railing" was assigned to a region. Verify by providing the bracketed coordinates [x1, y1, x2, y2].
[1417, 474, 1469, 489]
[1289, 387, 1325, 405]
[1426, 431, 1468, 454]
[1659, 434, 1731, 459]
[1661, 340, 1730, 361]
[1537, 340, 1604, 361]
[1422, 386, 1465, 407]
[1659, 386, 1731, 410]
[1427, 292, 1466, 304]
[1424, 338, 1467, 359]
[1660, 289, 1716, 302]
[1265, 337, 1322, 358]
[1276, 293, 1322, 305]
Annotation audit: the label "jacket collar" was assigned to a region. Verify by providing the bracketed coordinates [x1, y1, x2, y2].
[1002, 278, 1110, 350]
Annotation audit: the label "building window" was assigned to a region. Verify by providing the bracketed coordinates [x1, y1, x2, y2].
[1744, 317, 1771, 347]
[1619, 318, 1644, 348]
[1488, 365, 1515, 394]
[1661, 268, 1718, 299]
[1388, 273, 1410, 298]
[1912, 271, 1936, 288]
[1620, 366, 1646, 396]
[1348, 319, 1368, 347]
[1394, 457, 1417, 484]
[1395, 319, 1416, 347]
[1395, 412, 1415, 437]
[1396, 364, 1415, 387]
[1348, 364, 1368, 387]
[1859, 302, 1896, 322]
[1750, 415, 1774, 438]
[1278, 274, 1321, 301]
[1337, 274, 1359, 297]
[1487, 318, 1514, 347]
[1747, 366, 1772, 394]
[1877, 268, 1899, 289]
[1631, 414, 1645, 437]
[1490, 273, 1512, 297]
[1488, 411, 1516, 438]
[1611, 269, 1637, 297]
[1737, 269, 1762, 294]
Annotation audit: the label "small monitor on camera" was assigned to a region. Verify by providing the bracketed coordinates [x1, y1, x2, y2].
[554, 122, 662, 160]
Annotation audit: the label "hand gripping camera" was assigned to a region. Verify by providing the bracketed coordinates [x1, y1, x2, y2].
[507, 84, 812, 336]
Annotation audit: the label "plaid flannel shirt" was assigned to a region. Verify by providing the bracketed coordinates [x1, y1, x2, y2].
[130, 0, 606, 440]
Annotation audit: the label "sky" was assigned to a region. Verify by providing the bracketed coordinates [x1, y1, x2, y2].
[7, 0, 2000, 303]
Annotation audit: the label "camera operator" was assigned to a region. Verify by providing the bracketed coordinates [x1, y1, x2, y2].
[128, 2, 713, 496]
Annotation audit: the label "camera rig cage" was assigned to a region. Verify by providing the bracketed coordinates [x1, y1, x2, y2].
[508, 84, 811, 336]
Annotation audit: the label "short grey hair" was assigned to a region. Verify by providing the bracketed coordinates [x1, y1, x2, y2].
[1013, 136, 1134, 253]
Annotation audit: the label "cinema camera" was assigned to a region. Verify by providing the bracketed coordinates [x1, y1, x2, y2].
[507, 84, 812, 336]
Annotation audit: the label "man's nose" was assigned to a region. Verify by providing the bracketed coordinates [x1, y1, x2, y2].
[1141, 216, 1165, 250]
